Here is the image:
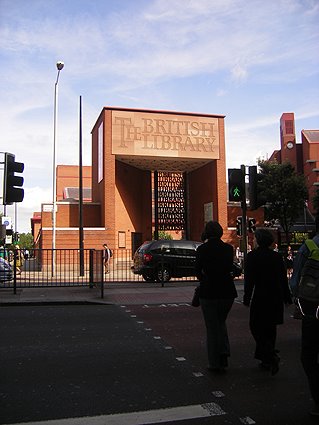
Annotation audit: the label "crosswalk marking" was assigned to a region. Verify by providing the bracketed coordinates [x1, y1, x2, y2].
[5, 402, 226, 425]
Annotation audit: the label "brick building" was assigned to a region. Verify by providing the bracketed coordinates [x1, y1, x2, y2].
[269, 112, 319, 213]
[36, 107, 244, 252]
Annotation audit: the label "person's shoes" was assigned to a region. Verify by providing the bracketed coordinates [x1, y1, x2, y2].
[309, 403, 319, 417]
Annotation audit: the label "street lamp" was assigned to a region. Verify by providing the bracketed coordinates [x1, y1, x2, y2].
[52, 61, 64, 276]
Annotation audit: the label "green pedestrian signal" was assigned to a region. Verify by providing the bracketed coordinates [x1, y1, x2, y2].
[233, 186, 241, 198]
[228, 168, 245, 202]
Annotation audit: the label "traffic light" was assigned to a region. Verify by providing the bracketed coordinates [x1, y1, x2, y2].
[248, 165, 264, 210]
[236, 216, 243, 236]
[228, 168, 245, 202]
[248, 218, 256, 233]
[3, 153, 24, 205]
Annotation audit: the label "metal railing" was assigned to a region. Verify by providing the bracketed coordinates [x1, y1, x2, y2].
[0, 248, 196, 293]
[0, 248, 104, 291]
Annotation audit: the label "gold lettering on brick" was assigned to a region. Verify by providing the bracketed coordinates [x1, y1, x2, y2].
[112, 111, 220, 159]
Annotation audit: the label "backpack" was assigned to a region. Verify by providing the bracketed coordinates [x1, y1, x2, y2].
[297, 239, 319, 319]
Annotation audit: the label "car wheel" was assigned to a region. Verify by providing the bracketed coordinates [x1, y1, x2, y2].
[156, 267, 171, 282]
[142, 273, 155, 282]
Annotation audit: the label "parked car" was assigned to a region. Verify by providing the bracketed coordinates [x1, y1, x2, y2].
[0, 257, 13, 283]
[132, 239, 242, 282]
[132, 239, 201, 282]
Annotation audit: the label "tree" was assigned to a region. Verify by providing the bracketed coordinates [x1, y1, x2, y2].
[258, 160, 308, 242]
[153, 231, 173, 240]
[312, 188, 319, 216]
[18, 233, 34, 250]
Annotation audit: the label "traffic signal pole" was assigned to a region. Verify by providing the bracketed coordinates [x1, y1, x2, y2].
[240, 164, 248, 272]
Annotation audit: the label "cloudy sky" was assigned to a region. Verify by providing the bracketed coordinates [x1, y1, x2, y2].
[0, 0, 318, 233]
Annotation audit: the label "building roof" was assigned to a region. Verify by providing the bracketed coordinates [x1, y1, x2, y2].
[63, 187, 92, 201]
[302, 130, 319, 143]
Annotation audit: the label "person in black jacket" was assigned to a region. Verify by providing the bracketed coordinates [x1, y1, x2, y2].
[243, 229, 292, 375]
[195, 221, 238, 374]
[290, 221, 319, 417]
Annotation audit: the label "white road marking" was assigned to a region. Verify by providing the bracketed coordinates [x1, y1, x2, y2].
[240, 416, 256, 424]
[5, 402, 226, 425]
[212, 390, 225, 398]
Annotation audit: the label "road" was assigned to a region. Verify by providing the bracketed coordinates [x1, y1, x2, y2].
[0, 291, 316, 425]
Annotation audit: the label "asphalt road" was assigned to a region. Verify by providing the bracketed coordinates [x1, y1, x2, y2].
[0, 299, 316, 425]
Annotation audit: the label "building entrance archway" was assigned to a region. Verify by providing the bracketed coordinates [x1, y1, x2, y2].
[91, 107, 228, 250]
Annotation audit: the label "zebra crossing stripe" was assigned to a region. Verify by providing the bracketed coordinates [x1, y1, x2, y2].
[5, 402, 226, 425]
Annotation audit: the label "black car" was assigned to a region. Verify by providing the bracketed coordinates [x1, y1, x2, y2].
[132, 239, 201, 282]
[132, 239, 242, 282]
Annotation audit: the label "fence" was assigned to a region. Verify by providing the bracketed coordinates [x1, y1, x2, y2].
[0, 248, 196, 294]
[0, 248, 104, 292]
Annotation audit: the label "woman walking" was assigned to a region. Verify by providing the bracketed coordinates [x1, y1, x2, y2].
[243, 229, 292, 375]
[195, 221, 238, 374]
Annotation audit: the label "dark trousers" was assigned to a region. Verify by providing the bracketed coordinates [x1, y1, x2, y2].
[250, 321, 277, 363]
[301, 315, 319, 404]
[200, 298, 234, 369]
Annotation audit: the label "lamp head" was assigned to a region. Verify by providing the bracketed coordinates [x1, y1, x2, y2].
[56, 61, 64, 71]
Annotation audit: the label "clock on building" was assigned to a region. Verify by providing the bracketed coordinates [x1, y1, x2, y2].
[287, 142, 294, 149]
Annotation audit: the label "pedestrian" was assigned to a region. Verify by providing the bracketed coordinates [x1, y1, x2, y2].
[102, 243, 112, 273]
[24, 249, 29, 260]
[243, 229, 292, 375]
[195, 221, 237, 374]
[290, 220, 319, 417]
[14, 245, 23, 275]
[285, 245, 294, 280]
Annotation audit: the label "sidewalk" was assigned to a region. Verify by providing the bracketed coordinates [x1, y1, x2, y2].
[0, 280, 244, 306]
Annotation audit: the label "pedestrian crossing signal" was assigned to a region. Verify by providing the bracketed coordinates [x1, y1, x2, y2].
[228, 168, 245, 202]
[236, 216, 243, 236]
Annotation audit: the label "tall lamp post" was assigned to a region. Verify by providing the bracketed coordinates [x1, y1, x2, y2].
[52, 61, 64, 276]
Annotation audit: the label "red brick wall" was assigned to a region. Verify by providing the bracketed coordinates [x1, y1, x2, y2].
[56, 165, 92, 201]
[41, 228, 109, 250]
[187, 117, 228, 241]
[115, 161, 152, 247]
[215, 117, 228, 229]
[43, 108, 236, 253]
[188, 162, 215, 240]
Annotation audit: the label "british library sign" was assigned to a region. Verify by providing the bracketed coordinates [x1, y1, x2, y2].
[112, 110, 220, 160]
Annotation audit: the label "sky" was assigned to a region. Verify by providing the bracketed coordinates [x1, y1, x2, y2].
[0, 0, 318, 233]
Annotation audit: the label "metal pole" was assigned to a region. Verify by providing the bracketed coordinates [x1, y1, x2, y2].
[241, 164, 248, 272]
[79, 95, 84, 276]
[154, 171, 159, 240]
[52, 62, 64, 276]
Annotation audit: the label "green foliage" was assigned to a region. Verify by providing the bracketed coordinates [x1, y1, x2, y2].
[153, 231, 173, 240]
[312, 188, 319, 215]
[258, 160, 308, 238]
[18, 233, 34, 250]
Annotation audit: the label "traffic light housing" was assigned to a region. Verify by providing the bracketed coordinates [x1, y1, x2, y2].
[248, 165, 264, 210]
[3, 153, 24, 205]
[228, 168, 245, 202]
[236, 216, 243, 236]
[248, 218, 256, 233]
